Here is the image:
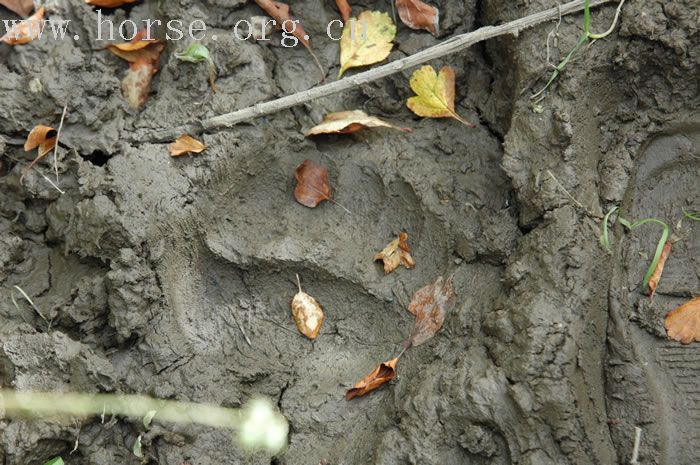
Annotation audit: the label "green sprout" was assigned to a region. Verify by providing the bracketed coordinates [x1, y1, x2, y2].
[175, 43, 219, 93]
[683, 209, 700, 222]
[599, 205, 619, 251]
[43, 458, 64, 465]
[531, 0, 626, 103]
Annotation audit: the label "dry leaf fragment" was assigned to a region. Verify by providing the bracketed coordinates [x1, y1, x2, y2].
[665, 297, 700, 344]
[407, 275, 455, 347]
[85, 0, 140, 7]
[335, 0, 351, 22]
[1, 6, 44, 45]
[0, 0, 34, 17]
[374, 232, 415, 274]
[345, 357, 398, 400]
[395, 0, 439, 36]
[407, 65, 475, 127]
[170, 135, 206, 157]
[305, 110, 410, 136]
[21, 124, 56, 182]
[294, 159, 332, 208]
[107, 31, 164, 108]
[648, 241, 671, 299]
[338, 11, 396, 78]
[291, 275, 325, 339]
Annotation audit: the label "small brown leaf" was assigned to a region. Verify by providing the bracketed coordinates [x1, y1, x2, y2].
[107, 31, 164, 108]
[665, 296, 700, 344]
[374, 232, 415, 274]
[407, 275, 455, 347]
[335, 0, 351, 22]
[170, 135, 207, 157]
[648, 241, 671, 299]
[395, 0, 439, 36]
[1, 6, 44, 45]
[20, 124, 56, 183]
[345, 357, 398, 400]
[305, 110, 410, 136]
[85, 0, 140, 7]
[291, 275, 324, 339]
[294, 159, 332, 208]
[0, 0, 34, 17]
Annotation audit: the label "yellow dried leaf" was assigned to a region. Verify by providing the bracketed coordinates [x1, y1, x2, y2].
[305, 110, 409, 136]
[291, 275, 324, 339]
[665, 296, 700, 344]
[338, 11, 396, 78]
[169, 135, 207, 157]
[407, 65, 474, 127]
[374, 232, 415, 274]
[1, 7, 44, 45]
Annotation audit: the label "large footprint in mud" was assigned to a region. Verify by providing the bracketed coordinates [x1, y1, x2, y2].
[607, 127, 700, 465]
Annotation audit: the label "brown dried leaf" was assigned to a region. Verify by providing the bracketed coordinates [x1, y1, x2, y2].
[407, 275, 455, 347]
[395, 0, 439, 36]
[0, 0, 34, 17]
[374, 232, 416, 274]
[20, 124, 56, 183]
[648, 241, 671, 299]
[294, 159, 331, 208]
[106, 30, 164, 66]
[665, 296, 700, 344]
[121, 61, 157, 108]
[107, 31, 164, 108]
[335, 0, 351, 22]
[85, 0, 140, 7]
[291, 275, 324, 339]
[345, 357, 398, 400]
[305, 110, 410, 136]
[170, 135, 207, 157]
[1, 6, 44, 45]
[254, 0, 309, 47]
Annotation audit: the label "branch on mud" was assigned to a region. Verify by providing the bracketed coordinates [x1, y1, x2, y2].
[142, 0, 614, 142]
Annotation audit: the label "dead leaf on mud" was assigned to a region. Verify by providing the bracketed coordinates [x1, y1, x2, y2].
[107, 31, 164, 108]
[1, 7, 44, 45]
[395, 0, 439, 36]
[648, 241, 671, 300]
[664, 296, 700, 344]
[21, 124, 56, 182]
[169, 135, 206, 157]
[407, 65, 475, 127]
[291, 274, 325, 339]
[335, 0, 351, 22]
[0, 0, 34, 17]
[294, 159, 332, 208]
[305, 110, 410, 136]
[338, 11, 396, 78]
[374, 232, 416, 274]
[85, 0, 140, 7]
[345, 357, 398, 400]
[407, 275, 456, 347]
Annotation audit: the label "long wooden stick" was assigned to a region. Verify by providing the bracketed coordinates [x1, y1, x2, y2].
[147, 0, 613, 141]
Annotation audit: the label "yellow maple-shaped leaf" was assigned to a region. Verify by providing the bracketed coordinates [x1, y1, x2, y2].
[339, 11, 396, 78]
[407, 65, 475, 127]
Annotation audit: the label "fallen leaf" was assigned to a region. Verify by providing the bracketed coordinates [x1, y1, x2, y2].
[294, 159, 332, 208]
[665, 296, 700, 344]
[395, 0, 439, 36]
[407, 65, 475, 127]
[335, 0, 351, 22]
[345, 357, 398, 400]
[1, 6, 44, 45]
[170, 135, 206, 157]
[21, 124, 56, 183]
[374, 232, 416, 274]
[648, 241, 671, 299]
[338, 11, 396, 78]
[107, 31, 164, 108]
[305, 110, 410, 136]
[291, 275, 324, 339]
[0, 0, 34, 17]
[85, 0, 140, 7]
[407, 275, 455, 347]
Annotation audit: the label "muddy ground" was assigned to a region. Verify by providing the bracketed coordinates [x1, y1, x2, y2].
[0, 0, 698, 464]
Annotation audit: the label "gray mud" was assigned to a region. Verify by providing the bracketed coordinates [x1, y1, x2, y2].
[0, 1, 698, 464]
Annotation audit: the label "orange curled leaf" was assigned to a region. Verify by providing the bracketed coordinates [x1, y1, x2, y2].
[305, 110, 410, 136]
[21, 124, 57, 183]
[345, 357, 398, 400]
[395, 0, 439, 36]
[648, 241, 671, 300]
[1, 6, 45, 45]
[107, 31, 164, 108]
[407, 275, 456, 347]
[335, 0, 351, 22]
[374, 232, 416, 274]
[294, 159, 332, 208]
[170, 135, 207, 157]
[106, 30, 164, 66]
[665, 297, 700, 344]
[0, 0, 35, 17]
[85, 0, 140, 7]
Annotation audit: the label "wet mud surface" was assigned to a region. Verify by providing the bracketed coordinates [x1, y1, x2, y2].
[0, 1, 698, 464]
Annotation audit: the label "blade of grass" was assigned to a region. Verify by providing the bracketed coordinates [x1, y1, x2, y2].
[599, 205, 618, 251]
[682, 209, 700, 221]
[619, 217, 670, 292]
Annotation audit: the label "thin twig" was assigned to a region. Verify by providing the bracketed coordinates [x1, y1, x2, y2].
[589, 0, 625, 39]
[35, 168, 66, 194]
[296, 274, 303, 293]
[630, 426, 642, 464]
[11, 285, 51, 329]
[546, 169, 585, 209]
[228, 306, 253, 347]
[52, 103, 68, 182]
